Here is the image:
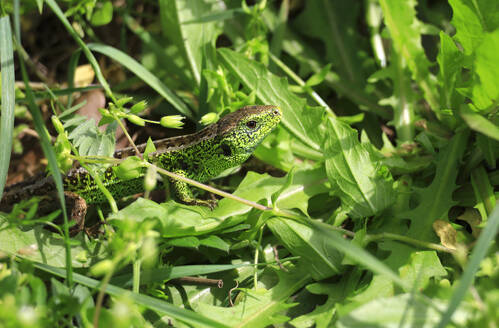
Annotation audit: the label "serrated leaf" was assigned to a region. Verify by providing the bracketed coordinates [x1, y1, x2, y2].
[324, 117, 395, 218]
[379, 0, 438, 110]
[437, 32, 464, 109]
[402, 130, 469, 240]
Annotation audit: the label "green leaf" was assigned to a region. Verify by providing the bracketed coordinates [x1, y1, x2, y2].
[305, 64, 331, 87]
[398, 251, 447, 290]
[403, 130, 469, 239]
[199, 235, 230, 253]
[324, 117, 395, 218]
[437, 32, 464, 109]
[338, 293, 470, 328]
[196, 265, 311, 328]
[294, 1, 365, 85]
[476, 133, 499, 168]
[470, 166, 496, 218]
[0, 217, 104, 268]
[0, 16, 15, 200]
[166, 236, 200, 248]
[460, 105, 499, 141]
[449, 0, 499, 55]
[90, 0, 113, 26]
[472, 29, 499, 109]
[143, 137, 157, 158]
[87, 43, 193, 119]
[267, 218, 343, 280]
[379, 0, 438, 110]
[218, 48, 325, 153]
[159, 0, 220, 85]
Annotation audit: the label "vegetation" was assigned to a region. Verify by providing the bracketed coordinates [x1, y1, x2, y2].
[0, 0, 498, 327]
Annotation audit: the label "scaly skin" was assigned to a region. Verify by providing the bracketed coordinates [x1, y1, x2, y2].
[1, 105, 282, 220]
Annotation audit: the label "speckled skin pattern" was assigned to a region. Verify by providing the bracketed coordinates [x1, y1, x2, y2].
[57, 105, 281, 206]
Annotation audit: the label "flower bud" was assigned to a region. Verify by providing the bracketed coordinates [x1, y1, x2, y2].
[160, 115, 185, 129]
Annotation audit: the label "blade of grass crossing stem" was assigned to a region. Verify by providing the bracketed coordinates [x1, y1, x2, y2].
[0, 16, 15, 200]
[43, 0, 115, 103]
[31, 261, 229, 328]
[16, 44, 73, 288]
[437, 204, 499, 328]
[87, 43, 193, 119]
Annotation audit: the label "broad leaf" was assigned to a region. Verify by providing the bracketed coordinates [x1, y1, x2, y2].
[324, 117, 395, 218]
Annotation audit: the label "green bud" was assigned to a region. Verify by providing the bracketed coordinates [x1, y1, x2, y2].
[51, 116, 65, 134]
[160, 115, 185, 129]
[113, 156, 144, 180]
[116, 96, 134, 107]
[130, 100, 148, 114]
[90, 259, 114, 276]
[144, 165, 157, 192]
[98, 107, 113, 118]
[199, 112, 219, 126]
[127, 114, 145, 127]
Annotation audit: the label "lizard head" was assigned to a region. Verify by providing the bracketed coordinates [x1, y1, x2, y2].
[217, 105, 282, 157]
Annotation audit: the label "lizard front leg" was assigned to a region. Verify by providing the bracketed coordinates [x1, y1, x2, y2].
[170, 170, 217, 209]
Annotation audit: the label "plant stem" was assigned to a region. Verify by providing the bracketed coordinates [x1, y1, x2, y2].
[133, 257, 141, 293]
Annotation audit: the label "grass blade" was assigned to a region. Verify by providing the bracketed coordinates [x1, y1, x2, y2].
[87, 43, 193, 119]
[16, 42, 74, 288]
[0, 16, 15, 199]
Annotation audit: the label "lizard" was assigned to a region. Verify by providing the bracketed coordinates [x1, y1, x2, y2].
[0, 105, 282, 233]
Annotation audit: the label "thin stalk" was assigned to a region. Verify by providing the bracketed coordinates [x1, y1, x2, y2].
[147, 163, 272, 211]
[133, 257, 141, 293]
[113, 113, 142, 158]
[68, 146, 119, 213]
[268, 53, 333, 114]
[365, 232, 455, 253]
[254, 227, 263, 289]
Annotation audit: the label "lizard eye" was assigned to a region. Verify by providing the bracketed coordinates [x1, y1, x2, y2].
[246, 120, 257, 129]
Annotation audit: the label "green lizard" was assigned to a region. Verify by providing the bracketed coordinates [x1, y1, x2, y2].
[0, 105, 281, 233]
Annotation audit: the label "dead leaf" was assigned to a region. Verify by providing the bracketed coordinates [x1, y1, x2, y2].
[74, 64, 95, 87]
[433, 219, 457, 250]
